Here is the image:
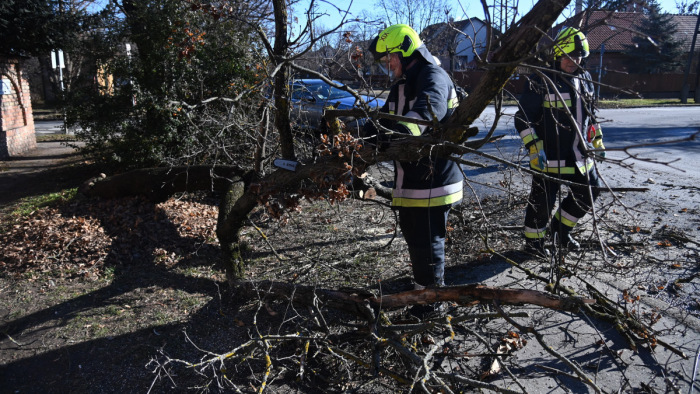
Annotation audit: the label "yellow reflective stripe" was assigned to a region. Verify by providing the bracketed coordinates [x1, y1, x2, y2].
[542, 166, 576, 174]
[591, 124, 603, 138]
[392, 190, 463, 207]
[543, 99, 571, 108]
[558, 209, 579, 227]
[555, 211, 578, 228]
[448, 97, 459, 109]
[398, 121, 421, 136]
[524, 226, 547, 239]
[520, 128, 536, 146]
[546, 93, 571, 100]
[538, 160, 593, 174]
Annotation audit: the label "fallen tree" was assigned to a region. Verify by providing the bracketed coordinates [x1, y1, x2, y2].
[235, 281, 596, 321]
[79, 0, 572, 282]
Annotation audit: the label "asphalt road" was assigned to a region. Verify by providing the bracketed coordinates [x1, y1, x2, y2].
[34, 119, 79, 136]
[466, 106, 700, 199]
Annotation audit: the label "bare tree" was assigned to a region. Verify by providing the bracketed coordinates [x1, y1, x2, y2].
[374, 0, 452, 34]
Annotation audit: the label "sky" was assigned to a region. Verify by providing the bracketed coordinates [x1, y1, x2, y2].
[300, 0, 683, 32]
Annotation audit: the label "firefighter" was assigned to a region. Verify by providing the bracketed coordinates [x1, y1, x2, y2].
[515, 27, 606, 256]
[365, 24, 463, 295]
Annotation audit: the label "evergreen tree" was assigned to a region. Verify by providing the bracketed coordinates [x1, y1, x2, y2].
[64, 0, 270, 169]
[624, 4, 684, 73]
[0, 0, 87, 56]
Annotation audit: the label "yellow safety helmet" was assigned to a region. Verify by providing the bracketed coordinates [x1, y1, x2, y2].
[553, 27, 589, 59]
[368, 24, 437, 65]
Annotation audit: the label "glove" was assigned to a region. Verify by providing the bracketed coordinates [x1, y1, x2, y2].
[588, 124, 605, 159]
[592, 137, 606, 159]
[528, 140, 547, 170]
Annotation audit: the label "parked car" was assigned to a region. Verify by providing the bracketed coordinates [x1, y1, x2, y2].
[289, 79, 385, 135]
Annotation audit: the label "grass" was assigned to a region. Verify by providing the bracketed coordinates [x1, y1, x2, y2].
[36, 134, 78, 143]
[501, 97, 699, 107]
[10, 188, 78, 217]
[597, 98, 698, 108]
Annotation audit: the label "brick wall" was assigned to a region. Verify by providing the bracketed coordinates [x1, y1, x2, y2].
[1, 56, 36, 159]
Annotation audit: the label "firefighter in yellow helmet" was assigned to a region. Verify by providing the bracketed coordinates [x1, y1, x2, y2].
[514, 27, 606, 256]
[365, 25, 463, 314]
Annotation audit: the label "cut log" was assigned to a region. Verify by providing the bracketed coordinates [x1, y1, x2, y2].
[236, 281, 594, 320]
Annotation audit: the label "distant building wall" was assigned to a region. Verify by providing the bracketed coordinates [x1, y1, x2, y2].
[453, 70, 699, 99]
[1, 56, 36, 159]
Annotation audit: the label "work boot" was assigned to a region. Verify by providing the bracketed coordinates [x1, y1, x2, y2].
[524, 238, 550, 257]
[550, 222, 581, 251]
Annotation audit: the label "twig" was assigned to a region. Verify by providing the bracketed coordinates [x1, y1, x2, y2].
[248, 218, 288, 261]
[536, 364, 580, 380]
[458, 323, 528, 392]
[435, 372, 523, 394]
[690, 343, 700, 394]
[493, 301, 603, 394]
[327, 345, 412, 385]
[3, 332, 26, 347]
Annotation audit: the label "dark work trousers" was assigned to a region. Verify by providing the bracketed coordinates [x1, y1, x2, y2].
[398, 204, 452, 287]
[525, 169, 601, 234]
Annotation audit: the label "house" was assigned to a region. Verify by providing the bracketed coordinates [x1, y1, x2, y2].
[555, 10, 699, 98]
[559, 10, 700, 74]
[421, 18, 498, 72]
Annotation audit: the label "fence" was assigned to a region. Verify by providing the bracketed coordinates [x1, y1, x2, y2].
[453, 70, 699, 100]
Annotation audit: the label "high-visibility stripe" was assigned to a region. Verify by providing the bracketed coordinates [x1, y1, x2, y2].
[401, 110, 427, 136]
[524, 226, 547, 239]
[393, 181, 463, 199]
[572, 78, 586, 169]
[543, 92, 571, 108]
[397, 84, 406, 119]
[555, 210, 578, 228]
[534, 160, 593, 174]
[520, 127, 537, 146]
[543, 99, 571, 108]
[545, 93, 571, 100]
[546, 159, 566, 167]
[448, 96, 459, 109]
[448, 87, 459, 109]
[398, 121, 422, 136]
[392, 190, 463, 207]
[391, 166, 463, 207]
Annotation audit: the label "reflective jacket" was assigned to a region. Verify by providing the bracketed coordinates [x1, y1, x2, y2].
[371, 59, 463, 208]
[515, 69, 599, 175]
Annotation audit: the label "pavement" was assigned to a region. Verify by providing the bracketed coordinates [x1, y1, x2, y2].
[0, 120, 88, 207]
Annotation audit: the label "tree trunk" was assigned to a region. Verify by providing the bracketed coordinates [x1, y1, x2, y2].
[272, 0, 295, 160]
[216, 179, 250, 283]
[443, 0, 572, 143]
[78, 165, 246, 202]
[235, 280, 594, 319]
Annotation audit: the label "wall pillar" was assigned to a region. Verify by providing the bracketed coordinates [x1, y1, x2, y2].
[1, 55, 36, 159]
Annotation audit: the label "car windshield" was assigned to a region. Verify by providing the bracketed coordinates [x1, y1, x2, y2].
[305, 83, 352, 100]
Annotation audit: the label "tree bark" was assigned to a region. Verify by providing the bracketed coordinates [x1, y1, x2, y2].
[272, 0, 295, 160]
[78, 165, 247, 202]
[236, 280, 594, 319]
